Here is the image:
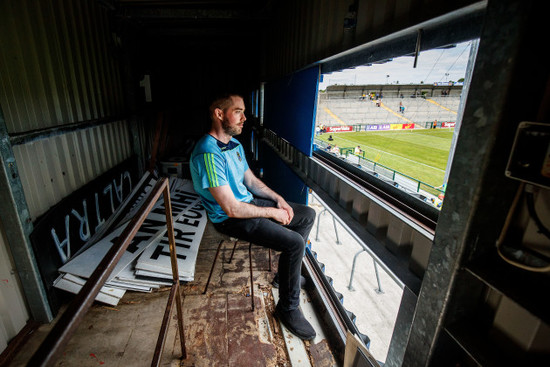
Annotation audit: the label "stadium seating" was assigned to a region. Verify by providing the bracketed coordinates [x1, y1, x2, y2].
[316, 96, 460, 127]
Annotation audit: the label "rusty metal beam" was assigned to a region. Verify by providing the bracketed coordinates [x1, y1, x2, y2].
[153, 184, 187, 363]
[27, 177, 186, 366]
[152, 282, 181, 365]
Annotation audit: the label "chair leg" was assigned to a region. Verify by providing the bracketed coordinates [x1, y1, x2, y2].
[203, 239, 224, 294]
[268, 249, 272, 272]
[227, 240, 238, 263]
[248, 242, 254, 311]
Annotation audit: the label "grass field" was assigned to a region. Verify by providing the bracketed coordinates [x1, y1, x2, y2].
[316, 129, 454, 187]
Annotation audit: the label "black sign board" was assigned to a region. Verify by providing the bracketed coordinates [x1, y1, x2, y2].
[30, 156, 140, 315]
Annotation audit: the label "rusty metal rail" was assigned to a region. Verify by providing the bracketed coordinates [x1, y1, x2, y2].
[27, 177, 186, 366]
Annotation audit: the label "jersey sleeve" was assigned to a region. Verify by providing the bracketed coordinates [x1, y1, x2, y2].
[193, 151, 228, 189]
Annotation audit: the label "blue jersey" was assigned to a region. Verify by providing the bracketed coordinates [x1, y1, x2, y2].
[190, 134, 253, 223]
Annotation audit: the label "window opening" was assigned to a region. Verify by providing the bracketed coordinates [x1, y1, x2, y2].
[314, 40, 477, 211]
[307, 40, 479, 363]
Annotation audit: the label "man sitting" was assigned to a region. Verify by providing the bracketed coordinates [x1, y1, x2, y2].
[189, 93, 317, 341]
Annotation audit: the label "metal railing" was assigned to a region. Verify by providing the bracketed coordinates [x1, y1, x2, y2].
[27, 177, 186, 367]
[311, 194, 385, 295]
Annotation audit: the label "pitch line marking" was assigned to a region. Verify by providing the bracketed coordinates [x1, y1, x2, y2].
[333, 135, 446, 172]
[426, 99, 457, 114]
[322, 107, 347, 126]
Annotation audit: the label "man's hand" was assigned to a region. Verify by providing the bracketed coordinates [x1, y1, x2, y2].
[276, 198, 294, 223]
[212, 169, 295, 225]
[244, 169, 295, 222]
[209, 185, 292, 225]
[270, 207, 292, 225]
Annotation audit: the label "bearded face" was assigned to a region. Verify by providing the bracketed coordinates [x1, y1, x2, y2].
[222, 116, 242, 136]
[219, 96, 246, 137]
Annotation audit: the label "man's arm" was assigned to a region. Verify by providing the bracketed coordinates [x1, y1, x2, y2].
[208, 183, 291, 225]
[243, 169, 294, 221]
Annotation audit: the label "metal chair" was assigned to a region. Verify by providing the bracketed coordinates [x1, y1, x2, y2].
[203, 236, 271, 311]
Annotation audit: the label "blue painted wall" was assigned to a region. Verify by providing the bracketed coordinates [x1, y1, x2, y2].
[260, 143, 308, 205]
[263, 66, 319, 156]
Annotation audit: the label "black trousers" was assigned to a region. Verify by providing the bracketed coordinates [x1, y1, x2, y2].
[213, 198, 315, 310]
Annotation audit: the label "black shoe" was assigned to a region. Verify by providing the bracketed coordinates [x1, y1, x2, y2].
[271, 273, 307, 289]
[275, 304, 316, 341]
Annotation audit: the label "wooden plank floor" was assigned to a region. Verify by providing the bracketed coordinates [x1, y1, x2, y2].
[9, 222, 337, 367]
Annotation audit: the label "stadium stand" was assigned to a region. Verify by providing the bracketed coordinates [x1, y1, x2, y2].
[316, 97, 460, 126]
[316, 84, 462, 127]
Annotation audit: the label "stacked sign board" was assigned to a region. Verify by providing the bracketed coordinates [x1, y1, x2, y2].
[54, 176, 207, 306]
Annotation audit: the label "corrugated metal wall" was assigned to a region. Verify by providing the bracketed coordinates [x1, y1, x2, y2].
[0, 0, 124, 133]
[12, 121, 132, 219]
[0, 0, 131, 220]
[0, 0, 134, 346]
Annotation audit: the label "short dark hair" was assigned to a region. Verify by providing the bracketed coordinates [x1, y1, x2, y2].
[209, 93, 243, 119]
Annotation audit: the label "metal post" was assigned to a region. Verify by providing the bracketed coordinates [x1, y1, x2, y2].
[158, 185, 186, 361]
[331, 215, 340, 245]
[151, 185, 187, 366]
[315, 209, 326, 241]
[348, 249, 364, 291]
[373, 260, 384, 294]
[348, 249, 384, 294]
[315, 208, 340, 245]
[249, 243, 255, 311]
[0, 104, 52, 323]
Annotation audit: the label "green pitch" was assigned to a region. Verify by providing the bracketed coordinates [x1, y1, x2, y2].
[316, 129, 454, 187]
